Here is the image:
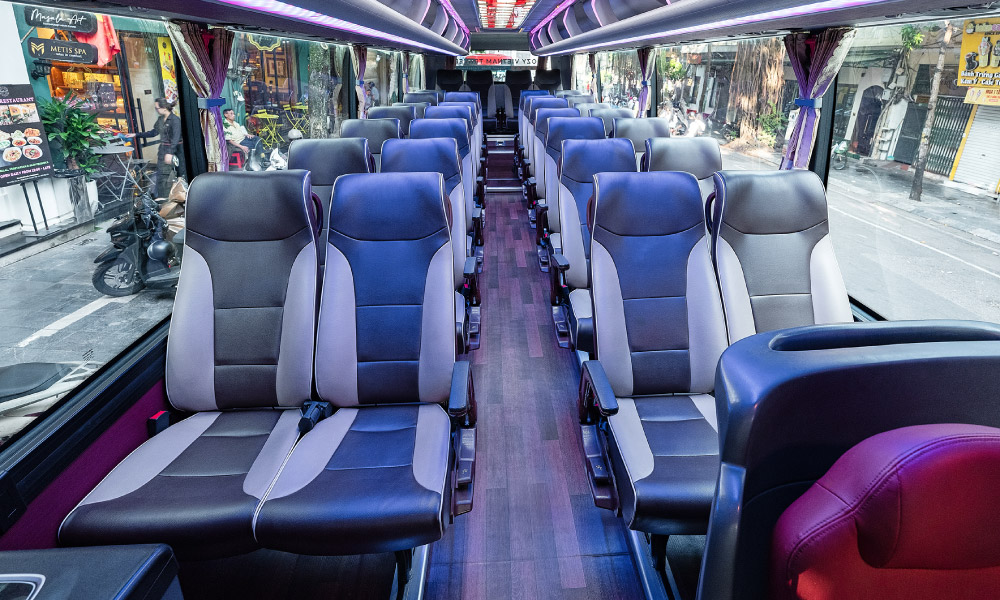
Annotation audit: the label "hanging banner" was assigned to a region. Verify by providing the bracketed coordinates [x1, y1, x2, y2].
[964, 87, 1000, 106]
[0, 85, 54, 187]
[959, 18, 1000, 88]
[24, 6, 97, 33]
[457, 53, 537, 69]
[157, 37, 178, 104]
[27, 37, 97, 64]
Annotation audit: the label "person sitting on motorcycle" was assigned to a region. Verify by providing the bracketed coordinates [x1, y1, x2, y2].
[223, 107, 260, 160]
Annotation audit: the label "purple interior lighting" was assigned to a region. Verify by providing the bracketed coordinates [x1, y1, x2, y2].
[537, 0, 889, 53]
[530, 0, 576, 34]
[218, 0, 465, 54]
[438, 0, 472, 34]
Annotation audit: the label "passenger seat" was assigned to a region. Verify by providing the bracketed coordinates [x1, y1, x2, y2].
[341, 119, 401, 170]
[368, 105, 416, 137]
[643, 137, 722, 202]
[612, 117, 673, 168]
[532, 107, 580, 214]
[575, 102, 612, 117]
[403, 91, 439, 106]
[711, 170, 852, 342]
[393, 101, 430, 118]
[590, 107, 634, 136]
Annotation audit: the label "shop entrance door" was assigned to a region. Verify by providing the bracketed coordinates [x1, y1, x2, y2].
[852, 85, 883, 156]
[954, 105, 1000, 195]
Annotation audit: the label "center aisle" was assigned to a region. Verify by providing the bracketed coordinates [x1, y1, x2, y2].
[426, 143, 643, 599]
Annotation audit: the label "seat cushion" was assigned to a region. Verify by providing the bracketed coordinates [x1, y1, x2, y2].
[253, 404, 451, 555]
[607, 394, 719, 535]
[59, 410, 300, 559]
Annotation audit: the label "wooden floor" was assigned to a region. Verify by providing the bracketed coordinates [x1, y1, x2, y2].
[425, 146, 644, 599]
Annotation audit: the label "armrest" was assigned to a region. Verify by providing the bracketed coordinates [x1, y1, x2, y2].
[449, 360, 476, 426]
[551, 252, 570, 273]
[581, 360, 619, 418]
[464, 256, 478, 278]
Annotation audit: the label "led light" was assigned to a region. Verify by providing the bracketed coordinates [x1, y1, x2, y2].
[438, 0, 471, 35]
[529, 0, 574, 34]
[218, 0, 466, 53]
[535, 0, 894, 52]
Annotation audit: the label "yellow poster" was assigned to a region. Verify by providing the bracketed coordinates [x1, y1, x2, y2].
[964, 87, 1000, 106]
[959, 18, 1000, 88]
[157, 36, 178, 105]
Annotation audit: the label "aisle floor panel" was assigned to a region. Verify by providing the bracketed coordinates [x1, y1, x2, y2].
[427, 149, 641, 598]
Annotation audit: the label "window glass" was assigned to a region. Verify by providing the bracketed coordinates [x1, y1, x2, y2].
[363, 49, 398, 110]
[571, 53, 595, 96]
[457, 50, 537, 83]
[826, 17, 1000, 322]
[409, 53, 425, 90]
[598, 51, 644, 113]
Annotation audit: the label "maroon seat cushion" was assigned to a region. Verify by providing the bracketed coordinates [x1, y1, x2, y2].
[771, 423, 1000, 600]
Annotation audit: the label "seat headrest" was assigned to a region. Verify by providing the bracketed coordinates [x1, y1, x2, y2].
[506, 70, 533, 89]
[465, 71, 493, 87]
[785, 423, 1000, 570]
[590, 108, 635, 134]
[340, 119, 400, 154]
[576, 103, 612, 117]
[439, 102, 479, 125]
[394, 101, 429, 118]
[593, 172, 703, 237]
[535, 108, 580, 139]
[424, 105, 472, 130]
[367, 106, 416, 135]
[444, 91, 481, 108]
[561, 138, 636, 184]
[381, 138, 462, 195]
[555, 90, 581, 98]
[612, 118, 672, 148]
[533, 69, 561, 90]
[527, 97, 568, 123]
[409, 118, 471, 157]
[329, 173, 448, 242]
[403, 91, 438, 106]
[566, 95, 596, 107]
[715, 170, 827, 235]
[287, 138, 371, 186]
[546, 117, 606, 154]
[519, 89, 550, 110]
[187, 170, 311, 241]
[644, 137, 722, 178]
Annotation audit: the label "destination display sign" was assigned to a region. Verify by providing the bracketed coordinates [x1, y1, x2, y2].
[24, 6, 97, 33]
[27, 37, 97, 64]
[0, 85, 54, 187]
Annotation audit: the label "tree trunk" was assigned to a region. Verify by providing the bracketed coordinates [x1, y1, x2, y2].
[69, 174, 93, 224]
[308, 44, 332, 139]
[699, 50, 713, 114]
[727, 38, 786, 144]
[909, 21, 953, 202]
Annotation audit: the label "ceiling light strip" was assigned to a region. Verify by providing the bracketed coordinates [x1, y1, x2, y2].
[536, 0, 894, 53]
[219, 0, 465, 54]
[438, 0, 471, 34]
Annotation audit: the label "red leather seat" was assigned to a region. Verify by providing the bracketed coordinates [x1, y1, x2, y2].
[771, 423, 1000, 600]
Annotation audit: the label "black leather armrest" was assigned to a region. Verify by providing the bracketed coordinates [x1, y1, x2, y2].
[581, 360, 618, 418]
[552, 252, 570, 273]
[449, 360, 476, 426]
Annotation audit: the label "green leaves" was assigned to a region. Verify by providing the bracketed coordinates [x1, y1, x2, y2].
[38, 95, 109, 174]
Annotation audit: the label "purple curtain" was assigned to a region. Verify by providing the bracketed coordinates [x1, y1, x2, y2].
[353, 45, 368, 118]
[588, 52, 598, 100]
[635, 47, 656, 117]
[780, 28, 856, 169]
[402, 51, 411, 94]
[167, 22, 234, 171]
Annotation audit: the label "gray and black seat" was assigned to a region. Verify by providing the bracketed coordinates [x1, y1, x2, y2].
[555, 89, 582, 98]
[566, 95, 596, 110]
[590, 107, 634, 136]
[368, 105, 416, 137]
[288, 138, 373, 266]
[524, 97, 568, 180]
[253, 172, 476, 557]
[436, 69, 464, 92]
[516, 91, 551, 172]
[711, 170, 852, 343]
[549, 138, 635, 352]
[393, 101, 430, 118]
[341, 118, 401, 170]
[579, 171, 727, 543]
[643, 137, 722, 202]
[575, 102, 612, 117]
[612, 117, 673, 169]
[403, 91, 439, 106]
[532, 107, 580, 211]
[533, 69, 561, 92]
[506, 70, 534, 117]
[465, 70, 493, 110]
[426, 104, 480, 183]
[486, 81, 512, 130]
[539, 117, 604, 256]
[59, 171, 318, 559]
[441, 98, 485, 175]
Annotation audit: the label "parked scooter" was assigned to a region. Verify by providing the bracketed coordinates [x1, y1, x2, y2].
[92, 193, 183, 296]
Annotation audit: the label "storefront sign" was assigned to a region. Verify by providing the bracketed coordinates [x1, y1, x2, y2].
[247, 34, 282, 52]
[24, 7, 97, 33]
[959, 18, 1000, 88]
[0, 85, 54, 187]
[157, 37, 178, 104]
[27, 37, 97, 64]
[965, 87, 1000, 106]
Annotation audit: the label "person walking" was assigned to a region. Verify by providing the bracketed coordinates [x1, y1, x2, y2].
[128, 97, 185, 199]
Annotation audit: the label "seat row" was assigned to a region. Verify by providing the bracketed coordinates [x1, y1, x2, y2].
[59, 170, 477, 565]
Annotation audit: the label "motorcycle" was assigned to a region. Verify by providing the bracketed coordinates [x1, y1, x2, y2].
[92, 193, 183, 297]
[832, 139, 850, 170]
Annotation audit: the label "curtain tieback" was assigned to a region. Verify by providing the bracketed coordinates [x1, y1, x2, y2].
[196, 98, 226, 109]
[794, 97, 822, 109]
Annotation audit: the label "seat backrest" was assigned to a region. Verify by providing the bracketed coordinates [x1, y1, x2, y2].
[410, 118, 471, 160]
[506, 70, 534, 103]
[444, 91, 482, 113]
[440, 101, 479, 128]
[393, 101, 430, 118]
[166, 170, 316, 412]
[368, 105, 416, 136]
[555, 90, 581, 97]
[403, 91, 438, 106]
[612, 117, 673, 167]
[381, 138, 466, 287]
[533, 69, 561, 91]
[701, 320, 1000, 600]
[465, 71, 493, 105]
[590, 108, 634, 136]
[590, 172, 727, 397]
[566, 95, 596, 109]
[576, 102, 612, 117]
[535, 107, 580, 147]
[772, 423, 1000, 600]
[643, 137, 722, 200]
[546, 116, 605, 175]
[486, 83, 512, 119]
[341, 119, 401, 169]
[436, 69, 465, 92]
[288, 138, 372, 264]
[527, 97, 569, 127]
[316, 172, 455, 406]
[519, 89, 550, 114]
[425, 105, 473, 135]
[711, 170, 851, 343]
[558, 138, 635, 289]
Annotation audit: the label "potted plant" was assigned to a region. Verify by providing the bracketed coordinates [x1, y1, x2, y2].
[39, 96, 108, 224]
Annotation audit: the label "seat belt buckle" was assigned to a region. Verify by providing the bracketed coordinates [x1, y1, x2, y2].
[147, 410, 171, 438]
[299, 400, 333, 434]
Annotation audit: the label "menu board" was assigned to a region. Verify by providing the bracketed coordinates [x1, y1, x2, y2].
[0, 85, 54, 187]
[959, 18, 1000, 88]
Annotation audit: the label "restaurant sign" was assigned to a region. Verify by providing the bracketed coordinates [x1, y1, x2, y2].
[959, 18, 1000, 88]
[24, 7, 97, 33]
[0, 85, 54, 187]
[27, 37, 97, 64]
